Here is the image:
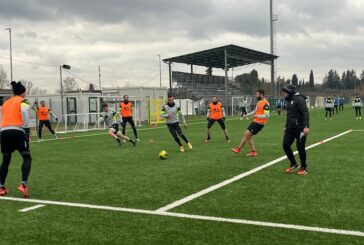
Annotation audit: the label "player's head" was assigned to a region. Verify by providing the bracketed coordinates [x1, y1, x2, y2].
[40, 100, 46, 106]
[255, 90, 265, 100]
[167, 95, 174, 105]
[281, 84, 296, 100]
[10, 81, 26, 97]
[123, 95, 129, 102]
[355, 93, 359, 97]
[102, 103, 109, 111]
[212, 96, 218, 104]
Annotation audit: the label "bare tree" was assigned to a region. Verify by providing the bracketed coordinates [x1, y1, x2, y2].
[31, 87, 48, 95]
[20, 80, 34, 95]
[63, 77, 79, 92]
[0, 65, 9, 89]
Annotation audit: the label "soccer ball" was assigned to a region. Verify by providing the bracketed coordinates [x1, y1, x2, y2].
[159, 150, 168, 160]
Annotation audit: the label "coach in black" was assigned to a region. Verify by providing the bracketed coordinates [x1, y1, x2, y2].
[281, 84, 310, 175]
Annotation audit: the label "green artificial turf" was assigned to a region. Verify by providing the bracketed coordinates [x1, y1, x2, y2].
[0, 107, 363, 244]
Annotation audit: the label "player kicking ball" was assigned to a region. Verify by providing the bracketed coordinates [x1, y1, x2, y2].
[231, 90, 270, 157]
[99, 103, 136, 147]
[161, 95, 192, 152]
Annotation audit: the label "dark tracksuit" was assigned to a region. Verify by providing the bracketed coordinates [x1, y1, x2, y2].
[283, 93, 310, 169]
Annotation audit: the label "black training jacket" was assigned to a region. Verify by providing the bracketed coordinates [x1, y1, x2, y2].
[285, 93, 309, 129]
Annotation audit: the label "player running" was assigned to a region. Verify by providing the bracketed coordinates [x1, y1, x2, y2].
[160, 95, 192, 152]
[205, 96, 230, 144]
[239, 97, 248, 120]
[281, 84, 310, 176]
[0, 81, 32, 198]
[276, 97, 283, 116]
[120, 95, 139, 141]
[324, 96, 334, 120]
[231, 90, 270, 157]
[33, 100, 58, 141]
[99, 103, 136, 147]
[352, 94, 362, 120]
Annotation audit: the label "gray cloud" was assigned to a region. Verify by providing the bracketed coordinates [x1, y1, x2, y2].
[0, 0, 363, 92]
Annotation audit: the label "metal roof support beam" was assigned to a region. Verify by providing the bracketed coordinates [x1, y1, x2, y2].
[168, 62, 172, 96]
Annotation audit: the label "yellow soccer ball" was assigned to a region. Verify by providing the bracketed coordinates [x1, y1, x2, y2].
[159, 150, 168, 160]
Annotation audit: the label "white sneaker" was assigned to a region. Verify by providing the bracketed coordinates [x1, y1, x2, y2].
[240, 117, 243, 120]
[38, 139, 42, 143]
[356, 117, 359, 120]
[136, 138, 141, 142]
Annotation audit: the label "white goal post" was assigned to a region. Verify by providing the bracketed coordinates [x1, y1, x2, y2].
[231, 96, 256, 116]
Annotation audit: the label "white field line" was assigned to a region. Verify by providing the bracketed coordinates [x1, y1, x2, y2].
[30, 117, 241, 144]
[352, 129, 364, 132]
[0, 196, 363, 237]
[156, 129, 353, 212]
[18, 204, 46, 212]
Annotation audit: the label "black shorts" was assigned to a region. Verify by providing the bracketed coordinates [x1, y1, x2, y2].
[122, 117, 136, 128]
[325, 108, 332, 112]
[1, 129, 29, 154]
[277, 106, 282, 109]
[207, 119, 226, 130]
[39, 120, 51, 127]
[247, 122, 264, 135]
[110, 124, 119, 134]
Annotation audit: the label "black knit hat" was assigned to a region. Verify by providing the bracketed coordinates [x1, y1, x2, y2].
[11, 81, 26, 95]
[281, 84, 296, 94]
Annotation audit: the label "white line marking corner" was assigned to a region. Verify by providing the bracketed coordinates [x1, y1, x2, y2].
[18, 204, 46, 212]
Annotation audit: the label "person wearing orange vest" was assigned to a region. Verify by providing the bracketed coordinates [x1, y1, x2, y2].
[0, 81, 32, 198]
[120, 95, 139, 141]
[205, 96, 230, 143]
[231, 90, 270, 157]
[33, 100, 58, 141]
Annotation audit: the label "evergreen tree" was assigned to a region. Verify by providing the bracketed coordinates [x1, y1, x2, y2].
[292, 74, 298, 86]
[323, 69, 341, 89]
[309, 70, 314, 88]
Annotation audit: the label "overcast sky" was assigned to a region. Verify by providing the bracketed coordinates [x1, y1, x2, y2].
[0, 0, 363, 92]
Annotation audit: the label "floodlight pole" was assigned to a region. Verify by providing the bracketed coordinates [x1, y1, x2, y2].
[224, 48, 229, 115]
[98, 65, 102, 95]
[4, 28, 13, 82]
[60, 64, 71, 116]
[168, 61, 172, 96]
[270, 0, 276, 98]
[158, 54, 162, 87]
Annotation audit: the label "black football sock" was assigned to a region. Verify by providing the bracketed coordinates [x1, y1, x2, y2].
[21, 153, 32, 183]
[133, 128, 138, 138]
[180, 134, 188, 144]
